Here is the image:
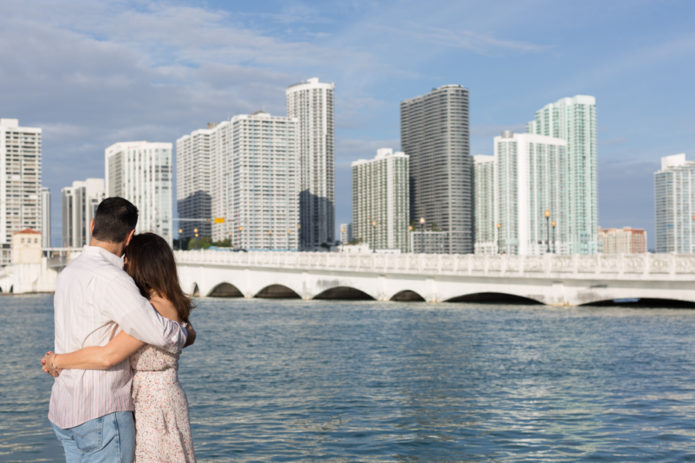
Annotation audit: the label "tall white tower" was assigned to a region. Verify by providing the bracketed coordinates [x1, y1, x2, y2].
[654, 153, 695, 253]
[176, 124, 214, 239]
[286, 77, 335, 250]
[105, 141, 173, 244]
[494, 132, 569, 255]
[0, 118, 42, 265]
[210, 112, 299, 250]
[474, 155, 496, 255]
[352, 148, 410, 252]
[528, 95, 597, 254]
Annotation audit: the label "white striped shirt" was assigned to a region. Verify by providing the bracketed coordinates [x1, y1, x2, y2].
[48, 245, 187, 429]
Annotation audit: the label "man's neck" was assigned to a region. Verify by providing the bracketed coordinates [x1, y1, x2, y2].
[89, 238, 125, 257]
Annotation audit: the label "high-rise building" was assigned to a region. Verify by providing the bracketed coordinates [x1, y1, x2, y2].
[105, 141, 173, 244]
[40, 187, 51, 248]
[527, 95, 597, 254]
[0, 118, 42, 265]
[352, 148, 410, 253]
[339, 223, 353, 244]
[494, 132, 569, 255]
[176, 124, 215, 240]
[61, 178, 105, 247]
[654, 153, 695, 253]
[401, 84, 473, 254]
[473, 155, 496, 255]
[286, 77, 335, 250]
[210, 112, 299, 250]
[598, 227, 647, 254]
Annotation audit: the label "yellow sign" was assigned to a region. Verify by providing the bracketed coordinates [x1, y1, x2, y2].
[213, 217, 225, 224]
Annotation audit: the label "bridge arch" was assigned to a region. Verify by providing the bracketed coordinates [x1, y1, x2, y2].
[207, 282, 243, 298]
[255, 284, 301, 299]
[390, 290, 425, 302]
[314, 286, 375, 301]
[190, 283, 200, 297]
[446, 292, 543, 305]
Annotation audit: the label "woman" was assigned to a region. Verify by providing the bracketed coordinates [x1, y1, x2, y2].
[44, 233, 196, 462]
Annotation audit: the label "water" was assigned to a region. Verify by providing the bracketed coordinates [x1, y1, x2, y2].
[2, 295, 695, 462]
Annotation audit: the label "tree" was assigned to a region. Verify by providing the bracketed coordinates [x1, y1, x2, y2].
[187, 236, 212, 250]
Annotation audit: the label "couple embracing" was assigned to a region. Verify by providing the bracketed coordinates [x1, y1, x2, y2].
[42, 197, 196, 462]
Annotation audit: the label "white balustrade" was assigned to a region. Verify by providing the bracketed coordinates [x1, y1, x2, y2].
[171, 250, 695, 281]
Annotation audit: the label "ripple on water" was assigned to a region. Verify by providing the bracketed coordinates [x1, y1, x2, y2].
[3, 296, 695, 461]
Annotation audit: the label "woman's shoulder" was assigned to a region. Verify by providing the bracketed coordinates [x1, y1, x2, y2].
[149, 294, 182, 323]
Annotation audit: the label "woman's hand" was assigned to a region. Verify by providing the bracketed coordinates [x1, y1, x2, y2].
[41, 351, 62, 377]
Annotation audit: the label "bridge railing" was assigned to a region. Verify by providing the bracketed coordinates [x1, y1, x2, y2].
[173, 250, 695, 280]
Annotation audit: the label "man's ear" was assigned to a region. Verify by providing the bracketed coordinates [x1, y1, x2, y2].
[124, 229, 136, 247]
[90, 219, 95, 233]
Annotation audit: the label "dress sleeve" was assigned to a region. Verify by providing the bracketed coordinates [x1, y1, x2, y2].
[95, 272, 187, 353]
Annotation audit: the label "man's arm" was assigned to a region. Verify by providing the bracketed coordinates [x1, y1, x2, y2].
[96, 273, 187, 353]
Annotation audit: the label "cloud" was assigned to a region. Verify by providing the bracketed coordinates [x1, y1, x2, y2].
[376, 22, 549, 55]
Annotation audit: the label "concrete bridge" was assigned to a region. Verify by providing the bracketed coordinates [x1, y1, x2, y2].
[175, 251, 695, 306]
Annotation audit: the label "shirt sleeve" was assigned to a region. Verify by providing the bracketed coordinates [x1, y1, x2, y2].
[96, 272, 187, 353]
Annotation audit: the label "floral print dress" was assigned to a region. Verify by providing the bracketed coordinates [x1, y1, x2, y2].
[130, 345, 195, 462]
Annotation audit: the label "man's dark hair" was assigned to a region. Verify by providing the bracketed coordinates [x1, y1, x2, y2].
[92, 197, 139, 243]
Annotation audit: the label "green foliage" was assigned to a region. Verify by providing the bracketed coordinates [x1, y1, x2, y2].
[187, 236, 212, 250]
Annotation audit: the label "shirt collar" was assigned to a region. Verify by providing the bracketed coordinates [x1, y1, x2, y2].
[82, 245, 125, 269]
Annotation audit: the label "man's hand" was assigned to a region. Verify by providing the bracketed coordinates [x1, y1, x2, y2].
[41, 351, 62, 377]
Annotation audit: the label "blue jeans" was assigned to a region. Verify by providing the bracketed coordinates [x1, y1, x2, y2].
[52, 411, 135, 463]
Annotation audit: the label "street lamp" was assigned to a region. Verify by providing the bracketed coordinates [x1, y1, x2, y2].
[237, 226, 243, 249]
[497, 222, 501, 254]
[419, 217, 426, 253]
[194, 227, 198, 239]
[371, 220, 377, 253]
[551, 220, 557, 254]
[544, 210, 550, 253]
[408, 225, 413, 253]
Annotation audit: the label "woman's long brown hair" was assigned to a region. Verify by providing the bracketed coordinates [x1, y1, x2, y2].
[124, 232, 193, 323]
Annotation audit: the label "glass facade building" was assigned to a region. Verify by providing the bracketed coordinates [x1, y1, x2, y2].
[494, 132, 569, 255]
[527, 95, 597, 254]
[401, 85, 473, 254]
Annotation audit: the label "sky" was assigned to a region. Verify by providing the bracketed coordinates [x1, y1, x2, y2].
[1, 0, 694, 248]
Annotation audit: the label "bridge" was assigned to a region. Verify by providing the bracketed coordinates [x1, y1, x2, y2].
[175, 251, 695, 306]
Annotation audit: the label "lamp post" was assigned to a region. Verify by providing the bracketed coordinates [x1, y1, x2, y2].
[178, 228, 183, 250]
[544, 210, 550, 253]
[193, 227, 198, 239]
[371, 220, 377, 253]
[497, 222, 501, 254]
[551, 220, 557, 254]
[237, 226, 243, 249]
[268, 230, 273, 250]
[408, 225, 413, 253]
[419, 217, 426, 253]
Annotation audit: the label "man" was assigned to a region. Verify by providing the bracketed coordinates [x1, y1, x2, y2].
[44, 197, 189, 462]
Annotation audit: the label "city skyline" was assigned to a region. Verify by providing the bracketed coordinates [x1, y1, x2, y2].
[1, 1, 693, 247]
